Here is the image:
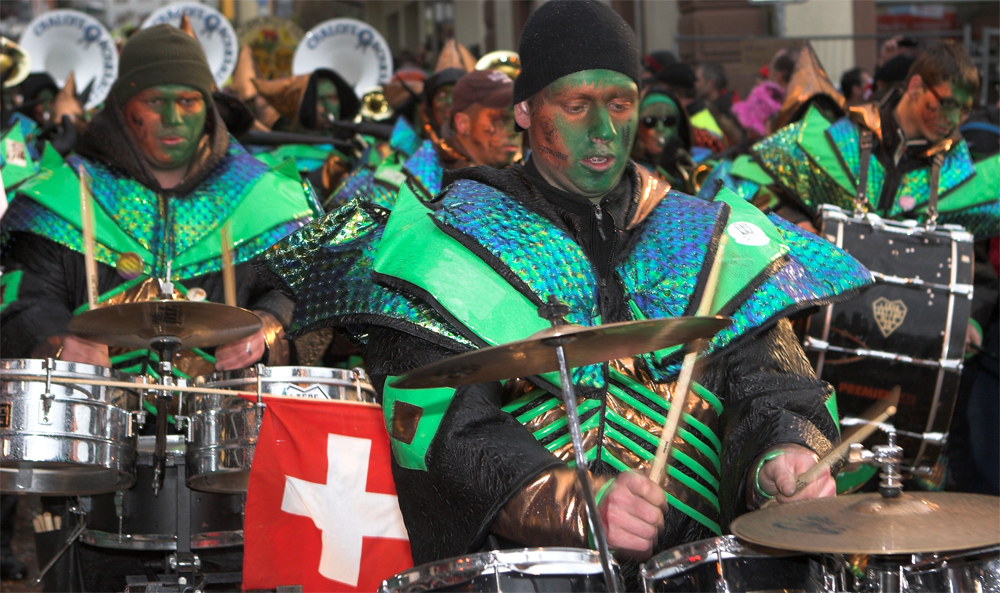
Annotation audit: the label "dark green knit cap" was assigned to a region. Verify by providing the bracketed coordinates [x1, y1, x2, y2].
[111, 24, 214, 105]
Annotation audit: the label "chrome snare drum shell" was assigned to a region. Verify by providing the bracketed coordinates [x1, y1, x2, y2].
[186, 366, 376, 493]
[0, 359, 140, 495]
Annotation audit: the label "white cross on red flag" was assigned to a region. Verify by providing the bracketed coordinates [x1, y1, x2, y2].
[242, 395, 413, 591]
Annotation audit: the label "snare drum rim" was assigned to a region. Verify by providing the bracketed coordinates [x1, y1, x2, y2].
[380, 547, 611, 592]
[641, 535, 793, 580]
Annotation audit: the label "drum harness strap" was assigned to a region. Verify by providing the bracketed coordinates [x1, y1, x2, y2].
[854, 130, 945, 230]
[853, 130, 874, 217]
[925, 152, 944, 229]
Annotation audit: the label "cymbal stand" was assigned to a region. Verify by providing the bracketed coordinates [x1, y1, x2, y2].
[847, 430, 904, 498]
[149, 335, 182, 496]
[538, 296, 619, 593]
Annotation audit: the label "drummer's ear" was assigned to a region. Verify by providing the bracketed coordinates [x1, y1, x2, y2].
[514, 100, 533, 130]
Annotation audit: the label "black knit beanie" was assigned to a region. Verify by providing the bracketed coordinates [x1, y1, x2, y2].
[111, 24, 215, 105]
[513, 0, 641, 105]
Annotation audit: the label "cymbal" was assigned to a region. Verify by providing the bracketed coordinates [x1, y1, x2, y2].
[68, 301, 262, 349]
[390, 316, 731, 389]
[731, 492, 1000, 554]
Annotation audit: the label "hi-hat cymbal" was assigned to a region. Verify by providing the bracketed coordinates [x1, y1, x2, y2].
[731, 492, 1000, 555]
[68, 301, 262, 349]
[390, 316, 731, 389]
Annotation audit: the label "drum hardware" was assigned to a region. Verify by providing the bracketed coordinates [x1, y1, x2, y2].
[31, 499, 87, 587]
[791, 389, 898, 496]
[805, 337, 963, 370]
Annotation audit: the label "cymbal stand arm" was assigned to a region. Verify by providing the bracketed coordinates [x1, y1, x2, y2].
[539, 295, 618, 593]
[554, 344, 618, 593]
[150, 336, 182, 496]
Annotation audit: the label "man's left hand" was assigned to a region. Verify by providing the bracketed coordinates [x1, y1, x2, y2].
[215, 329, 266, 370]
[756, 444, 836, 503]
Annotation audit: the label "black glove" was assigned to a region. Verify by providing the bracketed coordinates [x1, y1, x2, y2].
[37, 115, 78, 156]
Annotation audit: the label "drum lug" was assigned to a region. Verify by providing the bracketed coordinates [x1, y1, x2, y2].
[130, 411, 147, 437]
[173, 415, 193, 442]
[39, 358, 55, 424]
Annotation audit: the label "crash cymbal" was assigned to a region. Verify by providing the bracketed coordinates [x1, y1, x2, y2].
[731, 492, 1000, 555]
[390, 316, 731, 389]
[68, 301, 262, 349]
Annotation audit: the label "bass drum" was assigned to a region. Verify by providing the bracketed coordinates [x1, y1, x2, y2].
[81, 435, 244, 551]
[380, 548, 622, 592]
[641, 536, 841, 592]
[187, 366, 376, 493]
[805, 206, 974, 483]
[1, 359, 139, 495]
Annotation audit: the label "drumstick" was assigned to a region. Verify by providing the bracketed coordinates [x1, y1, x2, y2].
[220, 222, 237, 307]
[79, 165, 99, 310]
[649, 234, 728, 484]
[0, 372, 374, 402]
[792, 386, 900, 494]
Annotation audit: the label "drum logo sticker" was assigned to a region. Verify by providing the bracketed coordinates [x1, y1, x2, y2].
[727, 221, 770, 246]
[872, 297, 907, 337]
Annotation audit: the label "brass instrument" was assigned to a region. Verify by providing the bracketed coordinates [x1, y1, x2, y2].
[359, 86, 392, 121]
[1, 37, 31, 89]
[475, 50, 520, 80]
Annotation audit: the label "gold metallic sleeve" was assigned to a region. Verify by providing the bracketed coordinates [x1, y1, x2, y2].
[492, 467, 613, 548]
[256, 310, 290, 366]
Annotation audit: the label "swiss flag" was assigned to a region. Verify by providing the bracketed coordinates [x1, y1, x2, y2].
[242, 395, 413, 591]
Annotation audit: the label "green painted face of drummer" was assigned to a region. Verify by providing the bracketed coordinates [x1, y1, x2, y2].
[514, 70, 638, 199]
[123, 84, 207, 172]
[315, 78, 341, 128]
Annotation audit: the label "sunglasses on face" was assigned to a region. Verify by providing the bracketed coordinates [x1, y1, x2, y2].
[641, 115, 679, 129]
[922, 79, 972, 119]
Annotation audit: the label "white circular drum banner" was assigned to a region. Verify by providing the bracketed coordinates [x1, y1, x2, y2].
[293, 18, 393, 98]
[19, 10, 118, 110]
[141, 3, 238, 88]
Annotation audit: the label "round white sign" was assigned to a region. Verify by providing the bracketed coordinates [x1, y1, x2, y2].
[293, 18, 393, 98]
[18, 10, 118, 110]
[141, 3, 238, 87]
[727, 221, 770, 246]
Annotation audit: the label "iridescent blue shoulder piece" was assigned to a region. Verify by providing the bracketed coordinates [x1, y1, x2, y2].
[620, 190, 723, 321]
[389, 117, 422, 157]
[678, 213, 873, 372]
[433, 179, 603, 386]
[890, 139, 976, 218]
[697, 159, 763, 202]
[403, 140, 443, 197]
[259, 200, 472, 349]
[328, 166, 375, 210]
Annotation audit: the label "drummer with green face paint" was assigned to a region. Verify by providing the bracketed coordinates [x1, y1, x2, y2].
[326, 1, 864, 584]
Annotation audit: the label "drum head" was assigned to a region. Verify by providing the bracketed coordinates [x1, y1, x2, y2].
[141, 3, 238, 87]
[293, 18, 392, 98]
[18, 10, 117, 109]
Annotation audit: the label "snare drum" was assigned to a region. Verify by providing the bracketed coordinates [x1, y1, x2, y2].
[1, 359, 140, 495]
[641, 536, 840, 592]
[186, 366, 376, 493]
[855, 546, 1000, 592]
[380, 548, 622, 592]
[804, 205, 975, 479]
